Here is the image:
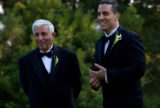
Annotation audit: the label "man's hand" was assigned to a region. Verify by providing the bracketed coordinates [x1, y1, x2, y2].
[89, 77, 101, 89]
[89, 63, 106, 80]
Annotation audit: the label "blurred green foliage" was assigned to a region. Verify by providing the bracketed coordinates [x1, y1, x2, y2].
[0, 0, 160, 108]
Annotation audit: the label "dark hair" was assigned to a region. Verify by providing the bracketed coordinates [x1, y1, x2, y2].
[99, 0, 119, 14]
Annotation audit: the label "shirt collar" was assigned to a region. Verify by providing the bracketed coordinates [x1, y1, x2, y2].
[104, 25, 119, 38]
[40, 45, 53, 53]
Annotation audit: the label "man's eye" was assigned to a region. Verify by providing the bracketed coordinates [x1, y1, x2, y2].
[103, 12, 109, 16]
[35, 33, 39, 37]
[42, 32, 47, 36]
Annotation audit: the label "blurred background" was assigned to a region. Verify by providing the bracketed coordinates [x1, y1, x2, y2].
[0, 0, 160, 108]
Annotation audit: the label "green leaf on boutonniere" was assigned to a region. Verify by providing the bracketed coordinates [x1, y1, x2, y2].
[111, 31, 122, 49]
[54, 56, 59, 68]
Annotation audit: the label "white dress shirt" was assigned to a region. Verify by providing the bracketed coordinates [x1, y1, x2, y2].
[104, 25, 119, 83]
[40, 45, 53, 74]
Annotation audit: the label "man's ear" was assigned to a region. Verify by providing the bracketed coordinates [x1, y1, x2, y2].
[52, 32, 56, 38]
[52, 32, 56, 41]
[116, 12, 120, 19]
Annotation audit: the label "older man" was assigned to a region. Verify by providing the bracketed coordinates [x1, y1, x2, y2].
[19, 19, 81, 108]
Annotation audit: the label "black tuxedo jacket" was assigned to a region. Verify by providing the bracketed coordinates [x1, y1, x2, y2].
[19, 45, 81, 108]
[95, 26, 145, 108]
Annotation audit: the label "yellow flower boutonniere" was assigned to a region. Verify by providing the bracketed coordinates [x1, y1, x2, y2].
[111, 31, 122, 49]
[54, 56, 59, 68]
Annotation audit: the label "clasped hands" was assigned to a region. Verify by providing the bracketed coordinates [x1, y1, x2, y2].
[88, 63, 106, 89]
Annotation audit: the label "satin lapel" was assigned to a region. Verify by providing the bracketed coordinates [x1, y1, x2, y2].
[29, 48, 46, 87]
[96, 38, 103, 65]
[50, 45, 55, 76]
[50, 45, 59, 81]
[105, 26, 123, 55]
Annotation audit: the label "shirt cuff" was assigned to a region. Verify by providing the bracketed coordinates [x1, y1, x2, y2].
[105, 70, 109, 83]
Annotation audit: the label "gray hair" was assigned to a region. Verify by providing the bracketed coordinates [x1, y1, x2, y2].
[32, 19, 54, 35]
[99, 0, 119, 14]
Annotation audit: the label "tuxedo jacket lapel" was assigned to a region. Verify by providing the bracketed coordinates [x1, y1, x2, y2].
[50, 46, 56, 78]
[29, 49, 46, 87]
[96, 26, 123, 66]
[50, 45, 60, 81]
[105, 25, 123, 56]
[29, 47, 59, 86]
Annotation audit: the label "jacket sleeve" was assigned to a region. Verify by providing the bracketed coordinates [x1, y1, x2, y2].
[18, 57, 29, 96]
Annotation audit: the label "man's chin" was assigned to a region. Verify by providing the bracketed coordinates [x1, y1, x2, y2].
[100, 26, 107, 30]
[38, 47, 47, 52]
[101, 28, 107, 32]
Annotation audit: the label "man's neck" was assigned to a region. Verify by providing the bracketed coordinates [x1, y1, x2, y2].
[105, 22, 119, 35]
[105, 24, 119, 37]
[40, 45, 53, 53]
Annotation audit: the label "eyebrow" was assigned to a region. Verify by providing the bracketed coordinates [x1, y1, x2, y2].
[97, 11, 109, 13]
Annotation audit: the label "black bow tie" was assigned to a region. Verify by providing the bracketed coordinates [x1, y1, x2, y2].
[103, 36, 112, 43]
[39, 52, 52, 58]
[103, 32, 116, 43]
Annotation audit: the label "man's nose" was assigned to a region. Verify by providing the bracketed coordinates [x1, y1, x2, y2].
[38, 35, 43, 40]
[98, 14, 104, 20]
